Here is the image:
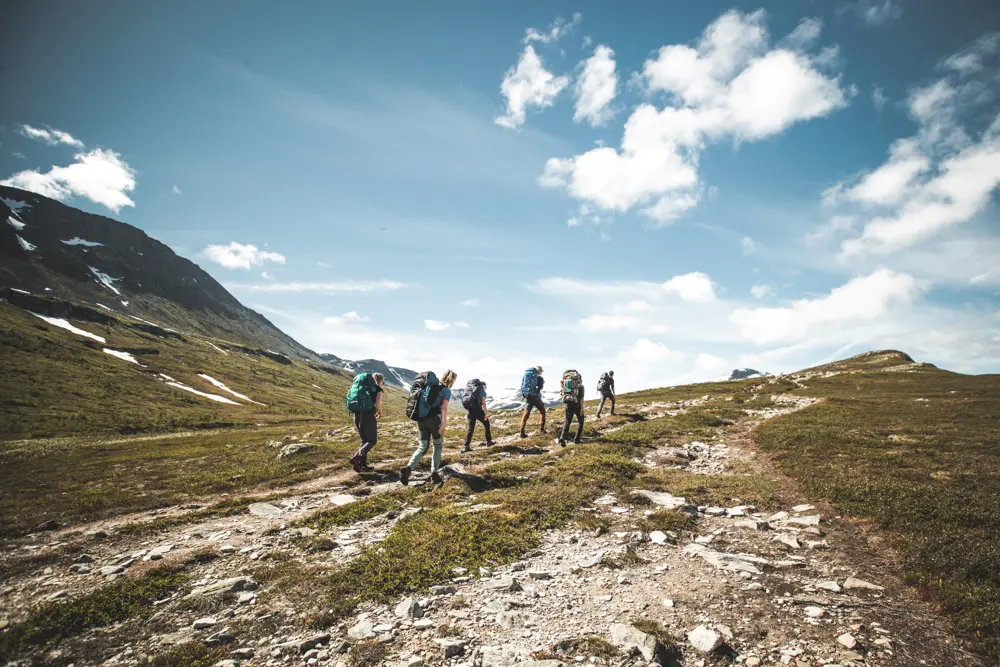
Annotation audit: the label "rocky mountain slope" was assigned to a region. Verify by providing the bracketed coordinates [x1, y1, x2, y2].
[1, 186, 317, 361]
[318, 354, 418, 389]
[726, 368, 772, 381]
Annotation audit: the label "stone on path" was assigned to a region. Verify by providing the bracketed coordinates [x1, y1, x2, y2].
[649, 530, 668, 544]
[632, 490, 688, 509]
[497, 610, 538, 630]
[329, 494, 357, 506]
[278, 442, 316, 459]
[433, 638, 467, 658]
[805, 606, 825, 618]
[248, 502, 283, 518]
[837, 633, 858, 649]
[609, 623, 669, 663]
[479, 645, 531, 667]
[775, 534, 801, 550]
[488, 576, 521, 592]
[768, 511, 789, 522]
[186, 576, 258, 599]
[733, 519, 762, 531]
[816, 580, 843, 593]
[844, 576, 884, 591]
[193, 617, 217, 630]
[395, 597, 423, 619]
[784, 514, 821, 526]
[688, 625, 723, 653]
[430, 585, 456, 596]
[348, 618, 375, 640]
[792, 504, 815, 512]
[527, 570, 553, 580]
[144, 544, 173, 561]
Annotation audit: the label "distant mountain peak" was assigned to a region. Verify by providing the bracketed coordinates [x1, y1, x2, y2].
[727, 368, 772, 381]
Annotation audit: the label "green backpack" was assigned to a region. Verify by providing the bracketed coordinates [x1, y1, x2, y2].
[562, 369, 584, 403]
[346, 373, 377, 413]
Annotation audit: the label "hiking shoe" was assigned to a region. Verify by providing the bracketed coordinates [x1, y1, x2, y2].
[349, 456, 361, 473]
[485, 441, 497, 447]
[519, 431, 527, 439]
[462, 446, 472, 453]
[573, 439, 582, 445]
[557, 439, 566, 448]
[431, 471, 443, 484]
[399, 467, 410, 486]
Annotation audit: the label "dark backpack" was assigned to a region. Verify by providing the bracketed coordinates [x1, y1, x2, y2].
[521, 368, 540, 398]
[346, 372, 378, 413]
[461, 378, 484, 409]
[598, 372, 612, 392]
[406, 371, 444, 421]
[562, 370, 584, 403]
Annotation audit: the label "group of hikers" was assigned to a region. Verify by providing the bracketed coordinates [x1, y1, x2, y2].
[345, 367, 616, 484]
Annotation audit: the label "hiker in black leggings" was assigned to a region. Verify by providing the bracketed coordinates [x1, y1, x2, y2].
[463, 381, 495, 452]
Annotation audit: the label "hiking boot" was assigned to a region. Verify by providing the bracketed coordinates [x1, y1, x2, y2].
[485, 440, 497, 447]
[399, 466, 410, 486]
[519, 431, 527, 439]
[349, 455, 362, 473]
[573, 438, 582, 445]
[462, 446, 472, 453]
[431, 471, 443, 484]
[557, 439, 566, 448]
[360, 463, 374, 472]
[540, 427, 547, 434]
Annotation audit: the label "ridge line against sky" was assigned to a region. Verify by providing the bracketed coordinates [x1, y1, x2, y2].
[1, 1, 999, 392]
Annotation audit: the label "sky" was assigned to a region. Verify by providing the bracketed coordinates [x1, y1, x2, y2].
[2, 0, 999, 392]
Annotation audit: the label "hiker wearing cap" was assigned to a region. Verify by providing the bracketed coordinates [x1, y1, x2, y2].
[518, 365, 546, 438]
[461, 377, 495, 452]
[400, 369, 457, 486]
[557, 369, 585, 447]
[597, 370, 616, 418]
[346, 372, 385, 472]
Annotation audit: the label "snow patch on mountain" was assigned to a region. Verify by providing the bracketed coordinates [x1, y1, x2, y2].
[29, 312, 106, 343]
[88, 266, 122, 296]
[158, 373, 240, 405]
[62, 237, 104, 247]
[17, 235, 36, 251]
[103, 348, 143, 366]
[198, 373, 265, 405]
[1, 197, 31, 215]
[7, 216, 25, 230]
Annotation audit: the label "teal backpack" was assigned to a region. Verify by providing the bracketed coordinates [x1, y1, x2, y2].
[346, 373, 377, 413]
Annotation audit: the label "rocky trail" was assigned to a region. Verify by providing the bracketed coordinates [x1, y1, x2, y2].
[0, 384, 983, 667]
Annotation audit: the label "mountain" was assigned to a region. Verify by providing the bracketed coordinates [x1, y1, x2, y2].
[318, 354, 418, 389]
[1, 186, 319, 361]
[726, 367, 772, 381]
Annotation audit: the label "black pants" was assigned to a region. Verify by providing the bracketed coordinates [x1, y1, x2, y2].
[560, 401, 584, 443]
[464, 407, 492, 448]
[352, 410, 378, 464]
[597, 392, 615, 416]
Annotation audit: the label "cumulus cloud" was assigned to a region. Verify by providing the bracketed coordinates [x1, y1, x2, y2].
[617, 338, 685, 364]
[540, 11, 846, 226]
[574, 45, 617, 126]
[324, 311, 370, 325]
[855, 0, 902, 27]
[824, 34, 1000, 258]
[662, 272, 716, 302]
[1, 148, 137, 212]
[228, 280, 403, 293]
[496, 46, 569, 129]
[750, 284, 775, 299]
[201, 242, 286, 270]
[524, 13, 582, 45]
[19, 124, 84, 148]
[424, 320, 471, 332]
[731, 269, 925, 344]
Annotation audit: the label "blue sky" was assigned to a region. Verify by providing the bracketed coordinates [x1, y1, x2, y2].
[2, 0, 999, 391]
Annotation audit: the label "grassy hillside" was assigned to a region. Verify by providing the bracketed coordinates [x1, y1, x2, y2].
[754, 352, 1000, 659]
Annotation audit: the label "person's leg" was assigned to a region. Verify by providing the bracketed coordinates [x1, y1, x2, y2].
[519, 404, 531, 436]
[574, 403, 585, 443]
[357, 411, 378, 466]
[559, 404, 572, 444]
[431, 436, 443, 474]
[610, 394, 616, 415]
[597, 394, 606, 418]
[537, 397, 547, 432]
[463, 410, 476, 451]
[483, 415, 493, 444]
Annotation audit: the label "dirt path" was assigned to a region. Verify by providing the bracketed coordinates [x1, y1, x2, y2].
[0, 390, 984, 667]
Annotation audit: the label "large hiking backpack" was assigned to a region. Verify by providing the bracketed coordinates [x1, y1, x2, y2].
[562, 370, 584, 403]
[346, 372, 377, 413]
[461, 378, 484, 409]
[406, 371, 444, 421]
[597, 372, 611, 392]
[521, 368, 540, 398]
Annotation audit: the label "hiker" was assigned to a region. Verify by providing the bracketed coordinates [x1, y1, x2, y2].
[346, 372, 385, 472]
[518, 365, 546, 438]
[597, 370, 616, 417]
[557, 369, 585, 447]
[400, 369, 457, 486]
[461, 377, 495, 452]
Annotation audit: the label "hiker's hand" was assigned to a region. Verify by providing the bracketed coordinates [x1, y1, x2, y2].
[484, 415, 490, 422]
[439, 424, 447, 435]
[376, 410, 382, 419]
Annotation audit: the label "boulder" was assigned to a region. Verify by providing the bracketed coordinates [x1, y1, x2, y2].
[395, 597, 424, 619]
[687, 625, 722, 653]
[193, 617, 217, 630]
[837, 633, 858, 649]
[609, 623, 669, 663]
[186, 576, 258, 599]
[348, 618, 375, 640]
[433, 638, 467, 658]
[649, 531, 668, 545]
[248, 503, 283, 518]
[479, 645, 530, 667]
[278, 443, 316, 459]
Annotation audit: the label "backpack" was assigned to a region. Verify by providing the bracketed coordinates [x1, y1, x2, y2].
[521, 368, 540, 398]
[461, 378, 484, 409]
[406, 371, 444, 421]
[562, 370, 584, 403]
[346, 372, 378, 413]
[598, 372, 612, 392]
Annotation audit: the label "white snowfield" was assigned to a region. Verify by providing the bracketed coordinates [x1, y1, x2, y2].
[16, 235, 36, 251]
[12, 288, 30, 295]
[158, 373, 239, 405]
[206, 341, 229, 355]
[1, 197, 31, 214]
[29, 312, 106, 344]
[103, 348, 143, 366]
[7, 216, 25, 230]
[62, 237, 104, 247]
[198, 373, 266, 405]
[88, 266, 122, 296]
[95, 303, 113, 311]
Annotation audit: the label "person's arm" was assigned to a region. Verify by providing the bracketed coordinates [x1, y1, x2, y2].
[375, 391, 383, 419]
[481, 394, 489, 421]
[440, 399, 449, 434]
[610, 378, 616, 396]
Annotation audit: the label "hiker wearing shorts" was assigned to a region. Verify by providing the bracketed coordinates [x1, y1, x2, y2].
[461, 378, 495, 452]
[518, 365, 546, 438]
[348, 372, 384, 472]
[597, 370, 616, 418]
[400, 369, 457, 486]
[558, 369, 585, 447]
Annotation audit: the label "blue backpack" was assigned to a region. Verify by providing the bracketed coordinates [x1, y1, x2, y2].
[521, 368, 540, 398]
[406, 371, 444, 421]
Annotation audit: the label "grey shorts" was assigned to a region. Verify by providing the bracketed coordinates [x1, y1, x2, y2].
[522, 394, 545, 412]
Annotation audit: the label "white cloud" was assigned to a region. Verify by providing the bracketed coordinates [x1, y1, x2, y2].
[731, 269, 925, 345]
[19, 124, 84, 148]
[171, 185, 182, 195]
[228, 280, 404, 293]
[750, 284, 775, 299]
[806, 215, 856, 246]
[201, 242, 286, 270]
[856, 0, 902, 26]
[831, 138, 931, 207]
[663, 272, 716, 302]
[574, 45, 617, 127]
[617, 338, 684, 365]
[943, 34, 1000, 75]
[1, 148, 137, 212]
[621, 299, 653, 312]
[539, 10, 846, 226]
[424, 319, 471, 332]
[872, 85, 887, 111]
[496, 46, 569, 129]
[695, 352, 728, 374]
[741, 236, 756, 254]
[12, 152, 27, 160]
[461, 298, 480, 307]
[579, 314, 639, 331]
[524, 13, 582, 45]
[324, 311, 370, 325]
